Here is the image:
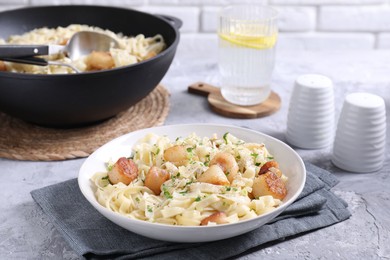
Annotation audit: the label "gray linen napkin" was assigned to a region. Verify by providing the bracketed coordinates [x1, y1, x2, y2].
[31, 163, 351, 260]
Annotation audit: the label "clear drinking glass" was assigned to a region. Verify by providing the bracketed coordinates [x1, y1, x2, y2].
[218, 5, 278, 106]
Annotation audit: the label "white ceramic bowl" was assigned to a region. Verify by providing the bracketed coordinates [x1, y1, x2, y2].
[78, 124, 306, 242]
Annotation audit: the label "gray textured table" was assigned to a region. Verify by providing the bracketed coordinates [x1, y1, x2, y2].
[1, 37, 389, 259]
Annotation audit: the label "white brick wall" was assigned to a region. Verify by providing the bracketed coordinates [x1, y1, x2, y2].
[0, 0, 27, 4]
[276, 6, 316, 32]
[201, 6, 316, 32]
[136, 6, 200, 32]
[0, 5, 24, 11]
[201, 6, 218, 32]
[278, 32, 375, 50]
[31, 0, 145, 5]
[1, 0, 390, 49]
[271, 0, 387, 5]
[378, 33, 390, 49]
[319, 6, 390, 32]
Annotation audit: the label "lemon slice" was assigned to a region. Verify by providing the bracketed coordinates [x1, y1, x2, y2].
[219, 32, 277, 49]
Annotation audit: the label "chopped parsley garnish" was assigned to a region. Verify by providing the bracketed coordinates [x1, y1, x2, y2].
[101, 176, 111, 186]
[186, 147, 194, 153]
[267, 156, 274, 160]
[236, 140, 245, 145]
[185, 180, 194, 187]
[226, 187, 231, 191]
[204, 154, 211, 166]
[195, 196, 201, 202]
[135, 197, 140, 202]
[162, 185, 173, 199]
[151, 147, 160, 158]
[155, 148, 160, 155]
[179, 191, 188, 195]
[147, 205, 153, 212]
[223, 132, 229, 144]
[171, 172, 181, 181]
[251, 153, 258, 158]
[255, 162, 261, 166]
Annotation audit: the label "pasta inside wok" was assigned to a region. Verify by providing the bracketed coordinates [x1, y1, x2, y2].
[0, 24, 165, 74]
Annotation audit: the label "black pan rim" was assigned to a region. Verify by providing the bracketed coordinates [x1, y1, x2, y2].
[0, 5, 180, 79]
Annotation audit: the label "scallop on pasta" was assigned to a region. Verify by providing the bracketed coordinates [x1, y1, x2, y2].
[91, 132, 288, 226]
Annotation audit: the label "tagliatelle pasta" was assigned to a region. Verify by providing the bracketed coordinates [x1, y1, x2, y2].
[91, 132, 288, 226]
[0, 24, 165, 74]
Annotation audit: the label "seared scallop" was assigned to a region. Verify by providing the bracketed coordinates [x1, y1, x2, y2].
[108, 157, 138, 185]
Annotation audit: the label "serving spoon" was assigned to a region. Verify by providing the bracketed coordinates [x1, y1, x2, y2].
[0, 31, 119, 73]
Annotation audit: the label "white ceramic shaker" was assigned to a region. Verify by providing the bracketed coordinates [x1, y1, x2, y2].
[286, 74, 335, 149]
[332, 92, 386, 173]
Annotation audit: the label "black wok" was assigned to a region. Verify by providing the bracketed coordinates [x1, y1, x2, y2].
[0, 5, 181, 127]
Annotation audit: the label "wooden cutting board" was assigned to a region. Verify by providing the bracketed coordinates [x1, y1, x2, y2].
[188, 82, 281, 119]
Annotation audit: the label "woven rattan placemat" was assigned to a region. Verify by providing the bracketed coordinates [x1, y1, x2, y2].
[0, 85, 169, 161]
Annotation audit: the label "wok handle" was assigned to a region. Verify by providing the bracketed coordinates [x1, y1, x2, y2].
[156, 14, 183, 30]
[0, 57, 48, 66]
[0, 45, 49, 58]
